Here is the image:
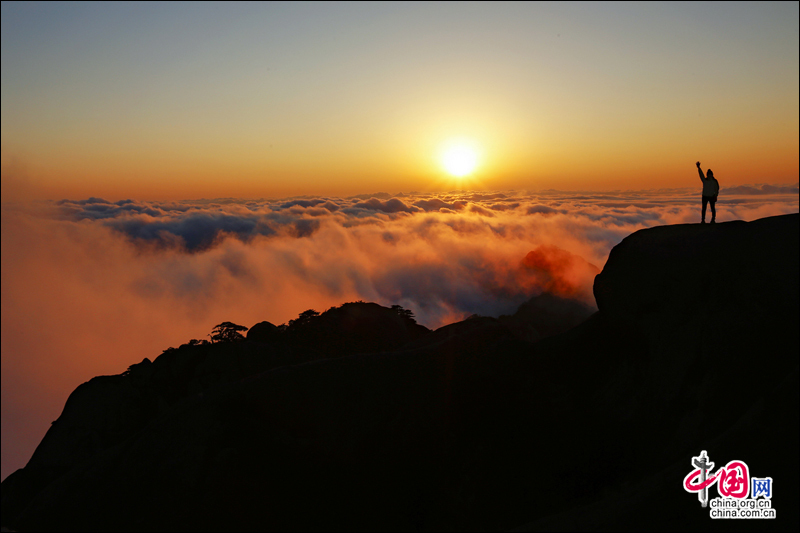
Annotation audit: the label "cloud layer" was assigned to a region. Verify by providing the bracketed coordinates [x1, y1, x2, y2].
[2, 184, 798, 481]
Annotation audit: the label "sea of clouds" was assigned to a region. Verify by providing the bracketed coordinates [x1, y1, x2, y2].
[1, 184, 798, 480]
[44, 183, 800, 319]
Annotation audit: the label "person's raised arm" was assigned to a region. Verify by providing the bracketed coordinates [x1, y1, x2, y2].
[696, 161, 705, 180]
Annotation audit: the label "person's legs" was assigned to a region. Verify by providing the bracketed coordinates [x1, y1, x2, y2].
[710, 196, 716, 222]
[701, 196, 708, 222]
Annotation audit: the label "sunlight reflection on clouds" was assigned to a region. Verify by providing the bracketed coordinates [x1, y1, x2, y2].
[45, 185, 800, 326]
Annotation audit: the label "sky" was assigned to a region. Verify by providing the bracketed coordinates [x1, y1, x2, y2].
[2, 1, 798, 200]
[1, 2, 799, 482]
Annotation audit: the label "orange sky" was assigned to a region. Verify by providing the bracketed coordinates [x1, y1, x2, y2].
[2, 3, 798, 201]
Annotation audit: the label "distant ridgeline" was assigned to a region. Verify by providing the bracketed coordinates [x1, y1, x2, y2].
[2, 214, 798, 532]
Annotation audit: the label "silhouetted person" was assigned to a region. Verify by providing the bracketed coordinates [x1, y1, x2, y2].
[696, 161, 719, 223]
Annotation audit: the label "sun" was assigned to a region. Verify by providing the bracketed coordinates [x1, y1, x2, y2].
[441, 142, 479, 178]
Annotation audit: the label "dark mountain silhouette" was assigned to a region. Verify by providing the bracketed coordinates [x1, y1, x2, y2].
[2, 214, 797, 532]
[499, 291, 595, 343]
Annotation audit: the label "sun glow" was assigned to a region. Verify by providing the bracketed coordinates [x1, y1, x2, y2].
[440, 141, 480, 178]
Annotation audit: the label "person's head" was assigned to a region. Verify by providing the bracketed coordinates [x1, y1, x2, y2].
[707, 169, 714, 178]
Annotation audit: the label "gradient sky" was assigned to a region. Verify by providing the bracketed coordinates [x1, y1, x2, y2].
[2, 1, 798, 200]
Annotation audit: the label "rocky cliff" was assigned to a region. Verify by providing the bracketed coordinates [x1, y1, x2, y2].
[2, 214, 797, 531]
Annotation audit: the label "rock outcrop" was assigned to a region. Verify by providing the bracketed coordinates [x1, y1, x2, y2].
[245, 320, 278, 342]
[2, 214, 797, 531]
